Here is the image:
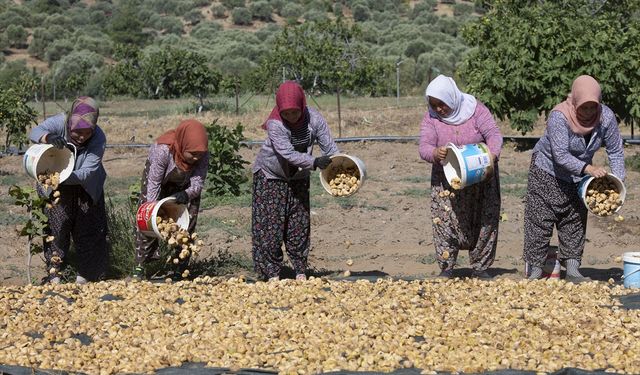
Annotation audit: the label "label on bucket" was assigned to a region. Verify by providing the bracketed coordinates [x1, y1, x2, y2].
[461, 144, 491, 186]
[136, 202, 156, 232]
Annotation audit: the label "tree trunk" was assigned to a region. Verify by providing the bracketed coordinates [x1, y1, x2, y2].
[336, 85, 342, 138]
[235, 79, 240, 116]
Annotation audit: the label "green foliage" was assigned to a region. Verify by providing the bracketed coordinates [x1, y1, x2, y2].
[50, 50, 104, 97]
[8, 185, 49, 258]
[461, 0, 640, 134]
[45, 39, 75, 64]
[281, 3, 303, 23]
[221, 0, 245, 9]
[0, 72, 37, 149]
[625, 152, 640, 173]
[104, 47, 222, 101]
[0, 31, 7, 51]
[352, 4, 371, 22]
[5, 24, 27, 48]
[152, 15, 184, 35]
[405, 40, 429, 61]
[250, 1, 273, 21]
[453, 3, 474, 17]
[259, 19, 391, 96]
[211, 4, 227, 18]
[184, 9, 203, 26]
[191, 21, 223, 40]
[108, 1, 149, 46]
[231, 7, 252, 26]
[104, 196, 136, 279]
[205, 119, 249, 197]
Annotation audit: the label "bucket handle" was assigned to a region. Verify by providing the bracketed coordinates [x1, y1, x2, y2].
[66, 143, 77, 167]
[622, 267, 640, 279]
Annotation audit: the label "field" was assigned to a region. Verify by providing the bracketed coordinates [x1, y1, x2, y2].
[1, 97, 640, 374]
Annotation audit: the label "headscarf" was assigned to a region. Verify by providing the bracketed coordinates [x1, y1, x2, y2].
[262, 81, 310, 130]
[425, 75, 477, 125]
[67, 96, 99, 145]
[552, 75, 602, 136]
[156, 119, 208, 172]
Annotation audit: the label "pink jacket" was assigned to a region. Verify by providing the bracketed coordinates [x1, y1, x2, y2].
[419, 101, 503, 170]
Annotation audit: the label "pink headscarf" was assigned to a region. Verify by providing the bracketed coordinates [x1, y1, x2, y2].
[262, 81, 308, 130]
[552, 75, 602, 136]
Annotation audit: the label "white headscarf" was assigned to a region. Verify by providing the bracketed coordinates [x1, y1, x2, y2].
[425, 75, 477, 125]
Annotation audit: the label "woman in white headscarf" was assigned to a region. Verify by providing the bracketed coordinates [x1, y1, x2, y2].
[418, 75, 503, 279]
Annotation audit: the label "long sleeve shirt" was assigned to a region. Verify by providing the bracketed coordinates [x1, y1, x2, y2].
[143, 143, 209, 203]
[29, 113, 107, 202]
[533, 104, 625, 183]
[419, 101, 503, 171]
[253, 107, 339, 180]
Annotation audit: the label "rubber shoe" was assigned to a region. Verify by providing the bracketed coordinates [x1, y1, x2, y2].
[132, 266, 145, 280]
[296, 274, 307, 281]
[472, 270, 492, 279]
[438, 269, 454, 279]
[565, 274, 592, 283]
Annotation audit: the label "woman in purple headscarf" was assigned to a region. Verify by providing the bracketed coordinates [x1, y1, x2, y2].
[29, 96, 108, 284]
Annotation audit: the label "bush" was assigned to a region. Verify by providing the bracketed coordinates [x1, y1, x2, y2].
[104, 197, 136, 279]
[191, 21, 223, 40]
[352, 4, 371, 21]
[304, 9, 328, 23]
[221, 0, 244, 9]
[45, 39, 75, 64]
[5, 24, 27, 48]
[205, 119, 249, 197]
[270, 0, 285, 15]
[281, 3, 303, 23]
[0, 11, 28, 31]
[184, 9, 203, 25]
[0, 31, 8, 51]
[250, 1, 272, 21]
[50, 50, 104, 96]
[625, 152, 640, 173]
[231, 7, 252, 25]
[153, 16, 184, 35]
[453, 3, 474, 17]
[43, 13, 73, 29]
[255, 23, 280, 42]
[211, 4, 227, 18]
[332, 3, 343, 17]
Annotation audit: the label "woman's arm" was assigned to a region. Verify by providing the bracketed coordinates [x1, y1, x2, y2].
[418, 112, 438, 163]
[185, 152, 209, 199]
[547, 112, 587, 176]
[313, 111, 339, 157]
[29, 113, 66, 143]
[602, 110, 626, 181]
[475, 103, 503, 160]
[143, 144, 170, 203]
[267, 121, 315, 170]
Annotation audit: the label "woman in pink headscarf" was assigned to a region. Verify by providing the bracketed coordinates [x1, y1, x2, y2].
[524, 75, 626, 282]
[29, 96, 108, 284]
[251, 81, 339, 281]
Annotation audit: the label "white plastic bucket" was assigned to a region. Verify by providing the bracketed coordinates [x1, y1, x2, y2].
[623, 252, 640, 288]
[443, 142, 493, 189]
[23, 144, 75, 183]
[136, 196, 190, 238]
[577, 173, 626, 215]
[319, 153, 366, 197]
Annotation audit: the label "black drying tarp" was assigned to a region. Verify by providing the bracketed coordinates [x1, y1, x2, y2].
[0, 364, 622, 375]
[619, 293, 640, 309]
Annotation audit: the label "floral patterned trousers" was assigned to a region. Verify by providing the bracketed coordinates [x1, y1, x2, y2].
[251, 170, 310, 280]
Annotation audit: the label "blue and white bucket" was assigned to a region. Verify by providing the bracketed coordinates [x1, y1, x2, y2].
[623, 252, 640, 289]
[577, 173, 626, 215]
[443, 142, 493, 189]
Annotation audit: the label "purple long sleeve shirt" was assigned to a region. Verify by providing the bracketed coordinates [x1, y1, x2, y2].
[419, 101, 503, 171]
[143, 143, 209, 203]
[253, 107, 339, 180]
[532, 104, 625, 183]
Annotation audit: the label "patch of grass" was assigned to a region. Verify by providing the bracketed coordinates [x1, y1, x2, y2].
[196, 215, 250, 238]
[419, 253, 437, 264]
[333, 196, 388, 211]
[0, 174, 22, 186]
[625, 152, 640, 173]
[500, 170, 528, 198]
[401, 176, 428, 184]
[396, 188, 429, 197]
[190, 249, 254, 277]
[0, 213, 29, 226]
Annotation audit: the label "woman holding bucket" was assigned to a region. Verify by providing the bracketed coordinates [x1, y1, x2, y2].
[252, 81, 338, 281]
[523, 75, 626, 282]
[419, 75, 503, 279]
[133, 119, 209, 280]
[29, 96, 108, 284]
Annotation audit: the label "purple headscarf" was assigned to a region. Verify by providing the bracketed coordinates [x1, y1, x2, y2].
[68, 96, 99, 132]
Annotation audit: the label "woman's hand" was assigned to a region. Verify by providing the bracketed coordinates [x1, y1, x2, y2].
[432, 146, 448, 162]
[585, 165, 607, 178]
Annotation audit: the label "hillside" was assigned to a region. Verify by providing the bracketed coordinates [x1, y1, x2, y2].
[0, 0, 481, 96]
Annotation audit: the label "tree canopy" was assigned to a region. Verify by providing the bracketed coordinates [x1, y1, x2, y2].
[460, 0, 640, 134]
